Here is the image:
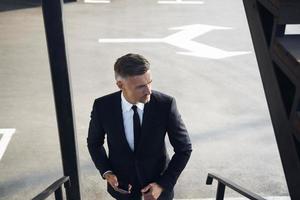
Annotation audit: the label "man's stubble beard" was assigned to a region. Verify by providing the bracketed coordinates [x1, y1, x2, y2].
[139, 95, 151, 104]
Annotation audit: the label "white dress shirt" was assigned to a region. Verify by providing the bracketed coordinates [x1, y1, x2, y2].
[121, 92, 144, 151]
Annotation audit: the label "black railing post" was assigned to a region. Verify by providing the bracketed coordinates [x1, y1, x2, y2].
[32, 177, 70, 200]
[206, 173, 266, 200]
[216, 182, 225, 200]
[41, 0, 81, 199]
[54, 187, 63, 200]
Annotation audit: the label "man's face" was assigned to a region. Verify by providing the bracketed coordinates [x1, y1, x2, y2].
[117, 70, 152, 104]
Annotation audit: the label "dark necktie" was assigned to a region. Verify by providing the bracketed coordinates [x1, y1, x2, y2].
[132, 105, 141, 152]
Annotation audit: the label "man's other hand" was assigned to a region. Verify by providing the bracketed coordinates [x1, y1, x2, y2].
[141, 183, 163, 200]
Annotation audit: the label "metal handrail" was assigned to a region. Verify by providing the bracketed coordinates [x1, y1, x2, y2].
[206, 173, 267, 200]
[32, 176, 70, 200]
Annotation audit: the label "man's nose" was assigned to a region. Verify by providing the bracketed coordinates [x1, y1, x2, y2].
[145, 84, 151, 95]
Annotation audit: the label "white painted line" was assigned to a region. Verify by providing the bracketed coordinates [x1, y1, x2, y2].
[99, 38, 162, 43]
[99, 24, 250, 59]
[158, 0, 204, 4]
[84, 0, 110, 3]
[0, 128, 16, 161]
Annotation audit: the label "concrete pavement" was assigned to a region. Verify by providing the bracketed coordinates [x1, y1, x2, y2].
[0, 0, 295, 199]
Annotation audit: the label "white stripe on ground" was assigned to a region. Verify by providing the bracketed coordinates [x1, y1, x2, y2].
[174, 197, 290, 200]
[158, 0, 204, 4]
[84, 0, 110, 3]
[0, 128, 16, 161]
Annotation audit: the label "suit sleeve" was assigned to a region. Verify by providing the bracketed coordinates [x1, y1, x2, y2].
[87, 100, 112, 178]
[157, 97, 192, 192]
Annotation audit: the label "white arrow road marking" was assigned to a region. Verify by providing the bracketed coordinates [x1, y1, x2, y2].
[0, 128, 16, 161]
[84, 0, 110, 3]
[98, 24, 250, 59]
[158, 0, 204, 4]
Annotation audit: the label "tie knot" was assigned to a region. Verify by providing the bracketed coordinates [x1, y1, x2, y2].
[132, 105, 138, 112]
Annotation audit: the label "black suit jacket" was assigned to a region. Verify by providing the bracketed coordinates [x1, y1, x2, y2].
[87, 90, 192, 198]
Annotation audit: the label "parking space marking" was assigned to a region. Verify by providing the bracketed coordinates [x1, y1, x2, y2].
[99, 24, 250, 59]
[158, 0, 204, 4]
[84, 0, 110, 3]
[0, 128, 16, 161]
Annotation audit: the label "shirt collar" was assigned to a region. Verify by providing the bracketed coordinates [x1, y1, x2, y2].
[121, 92, 145, 112]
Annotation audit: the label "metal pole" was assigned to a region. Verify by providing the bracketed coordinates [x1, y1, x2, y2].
[243, 0, 300, 199]
[41, 0, 81, 199]
[216, 182, 225, 200]
[54, 187, 63, 200]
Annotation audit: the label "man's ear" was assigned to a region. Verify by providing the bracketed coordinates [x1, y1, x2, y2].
[116, 80, 123, 90]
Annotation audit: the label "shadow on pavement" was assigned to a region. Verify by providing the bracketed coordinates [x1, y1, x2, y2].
[0, 0, 41, 12]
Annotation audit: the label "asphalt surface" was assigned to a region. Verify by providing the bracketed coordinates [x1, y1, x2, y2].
[0, 0, 295, 199]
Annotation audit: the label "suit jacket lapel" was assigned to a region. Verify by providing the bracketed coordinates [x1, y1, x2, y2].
[137, 96, 155, 153]
[113, 91, 134, 154]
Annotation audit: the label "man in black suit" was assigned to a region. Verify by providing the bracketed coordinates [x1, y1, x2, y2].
[87, 53, 192, 200]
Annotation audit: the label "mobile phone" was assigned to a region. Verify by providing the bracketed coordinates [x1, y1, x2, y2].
[114, 182, 131, 194]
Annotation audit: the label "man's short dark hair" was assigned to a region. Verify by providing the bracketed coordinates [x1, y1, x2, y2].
[114, 53, 150, 80]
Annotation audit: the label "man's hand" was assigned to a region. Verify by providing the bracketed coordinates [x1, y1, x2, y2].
[104, 172, 132, 194]
[141, 183, 163, 200]
[104, 172, 119, 189]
